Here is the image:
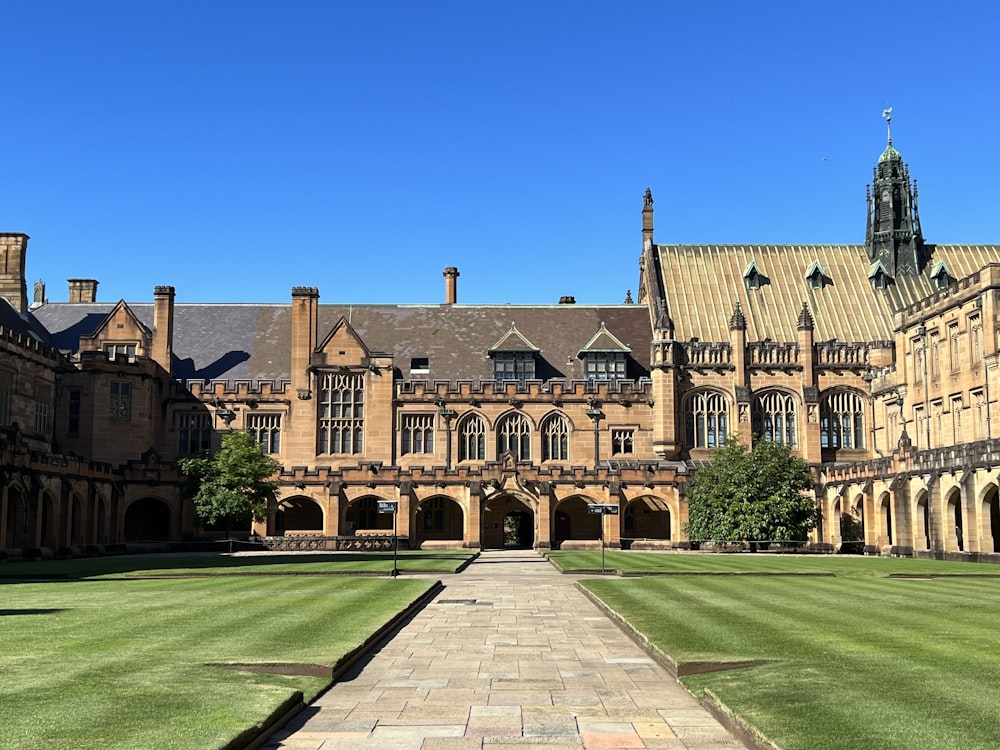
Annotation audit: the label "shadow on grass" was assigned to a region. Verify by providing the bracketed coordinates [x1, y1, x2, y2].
[0, 608, 70, 616]
[0, 551, 474, 582]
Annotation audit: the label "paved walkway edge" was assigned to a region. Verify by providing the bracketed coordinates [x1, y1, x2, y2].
[239, 578, 445, 750]
[576, 580, 771, 750]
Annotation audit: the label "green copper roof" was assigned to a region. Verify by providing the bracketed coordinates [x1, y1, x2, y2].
[879, 141, 902, 163]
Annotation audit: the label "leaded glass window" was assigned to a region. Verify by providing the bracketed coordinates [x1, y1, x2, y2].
[458, 414, 486, 461]
[684, 391, 729, 448]
[752, 391, 797, 445]
[541, 413, 569, 461]
[318, 373, 364, 454]
[497, 412, 531, 461]
[820, 391, 865, 449]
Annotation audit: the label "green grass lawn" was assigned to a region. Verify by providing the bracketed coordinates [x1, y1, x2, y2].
[0, 573, 436, 750]
[1, 549, 475, 579]
[567, 551, 1000, 750]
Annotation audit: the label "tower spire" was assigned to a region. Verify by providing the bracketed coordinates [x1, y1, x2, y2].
[865, 109, 925, 276]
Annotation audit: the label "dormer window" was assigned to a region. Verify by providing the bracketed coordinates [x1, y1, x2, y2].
[743, 260, 767, 291]
[930, 261, 953, 291]
[583, 352, 626, 380]
[488, 323, 540, 384]
[805, 261, 826, 290]
[578, 322, 631, 381]
[105, 343, 137, 362]
[868, 261, 891, 291]
[493, 351, 535, 383]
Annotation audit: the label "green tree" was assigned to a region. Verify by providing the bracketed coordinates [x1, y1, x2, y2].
[178, 429, 281, 527]
[683, 435, 818, 546]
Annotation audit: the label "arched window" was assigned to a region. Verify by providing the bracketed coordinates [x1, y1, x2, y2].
[684, 391, 729, 448]
[458, 414, 486, 461]
[752, 391, 797, 445]
[541, 413, 570, 461]
[821, 390, 865, 449]
[497, 412, 531, 461]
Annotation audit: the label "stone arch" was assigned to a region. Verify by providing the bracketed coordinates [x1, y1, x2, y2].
[40, 492, 57, 549]
[623, 495, 672, 542]
[980, 483, 1000, 553]
[70, 494, 85, 546]
[96, 494, 109, 544]
[913, 490, 930, 551]
[123, 497, 171, 542]
[345, 495, 393, 536]
[276, 495, 324, 535]
[945, 487, 964, 552]
[839, 493, 865, 553]
[552, 495, 602, 548]
[4, 485, 28, 549]
[413, 495, 464, 548]
[482, 491, 536, 550]
[877, 491, 893, 547]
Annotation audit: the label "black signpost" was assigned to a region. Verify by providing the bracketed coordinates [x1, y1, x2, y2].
[588, 503, 620, 575]
[377, 500, 399, 576]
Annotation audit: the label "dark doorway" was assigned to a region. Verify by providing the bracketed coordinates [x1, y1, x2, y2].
[503, 511, 533, 549]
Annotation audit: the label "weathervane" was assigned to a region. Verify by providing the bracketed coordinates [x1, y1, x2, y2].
[882, 107, 893, 144]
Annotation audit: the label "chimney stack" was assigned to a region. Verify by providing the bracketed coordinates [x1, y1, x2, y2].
[152, 286, 175, 374]
[0, 233, 30, 313]
[443, 267, 460, 304]
[68, 278, 99, 303]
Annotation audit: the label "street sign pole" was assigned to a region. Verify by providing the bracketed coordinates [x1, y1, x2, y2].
[588, 504, 619, 575]
[377, 501, 400, 577]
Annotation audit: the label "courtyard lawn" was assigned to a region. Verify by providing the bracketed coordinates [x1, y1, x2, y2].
[572, 552, 1000, 750]
[1, 549, 475, 579]
[0, 574, 436, 750]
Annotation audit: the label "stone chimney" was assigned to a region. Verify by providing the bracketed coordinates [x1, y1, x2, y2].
[291, 287, 320, 398]
[443, 267, 460, 304]
[68, 279, 99, 303]
[152, 286, 175, 374]
[0, 233, 30, 313]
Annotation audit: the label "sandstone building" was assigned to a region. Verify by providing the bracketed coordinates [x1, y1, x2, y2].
[2, 123, 1000, 559]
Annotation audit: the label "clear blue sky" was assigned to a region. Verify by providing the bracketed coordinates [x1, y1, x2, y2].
[5, 1, 999, 305]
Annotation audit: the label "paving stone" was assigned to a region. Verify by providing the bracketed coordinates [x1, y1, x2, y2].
[273, 552, 742, 750]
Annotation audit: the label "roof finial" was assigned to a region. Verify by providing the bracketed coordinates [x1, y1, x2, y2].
[882, 107, 893, 146]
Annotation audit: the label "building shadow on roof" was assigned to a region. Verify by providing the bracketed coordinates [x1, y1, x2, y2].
[174, 351, 251, 382]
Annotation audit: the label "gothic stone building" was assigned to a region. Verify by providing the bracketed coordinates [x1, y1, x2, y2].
[3, 126, 1000, 559]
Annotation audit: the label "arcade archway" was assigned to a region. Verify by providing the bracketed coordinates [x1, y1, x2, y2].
[413, 496, 464, 547]
[552, 496, 600, 548]
[276, 496, 324, 534]
[623, 496, 672, 543]
[123, 497, 170, 541]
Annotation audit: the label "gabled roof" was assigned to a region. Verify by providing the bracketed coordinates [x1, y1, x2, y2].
[654, 244, 1000, 342]
[84, 299, 151, 341]
[34, 302, 652, 385]
[488, 322, 540, 355]
[578, 322, 631, 356]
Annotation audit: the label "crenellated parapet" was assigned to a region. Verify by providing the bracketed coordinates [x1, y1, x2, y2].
[188, 379, 292, 401]
[395, 378, 652, 402]
[0, 323, 61, 363]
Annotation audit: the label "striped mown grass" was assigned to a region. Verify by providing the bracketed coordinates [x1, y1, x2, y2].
[576, 553, 1000, 749]
[0, 575, 435, 750]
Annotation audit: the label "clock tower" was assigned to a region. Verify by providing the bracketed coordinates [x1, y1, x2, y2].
[865, 110, 925, 278]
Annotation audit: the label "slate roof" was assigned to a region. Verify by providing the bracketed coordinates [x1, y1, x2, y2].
[33, 302, 652, 385]
[0, 298, 57, 347]
[655, 244, 1000, 342]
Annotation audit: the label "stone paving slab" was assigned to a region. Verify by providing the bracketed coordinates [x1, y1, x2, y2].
[263, 551, 745, 750]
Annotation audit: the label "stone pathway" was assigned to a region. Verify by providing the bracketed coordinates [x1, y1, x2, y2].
[263, 550, 744, 749]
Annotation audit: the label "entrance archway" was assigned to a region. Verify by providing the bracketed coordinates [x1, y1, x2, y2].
[878, 492, 893, 547]
[5, 487, 27, 549]
[123, 498, 170, 541]
[839, 495, 865, 553]
[482, 494, 534, 549]
[276, 496, 324, 534]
